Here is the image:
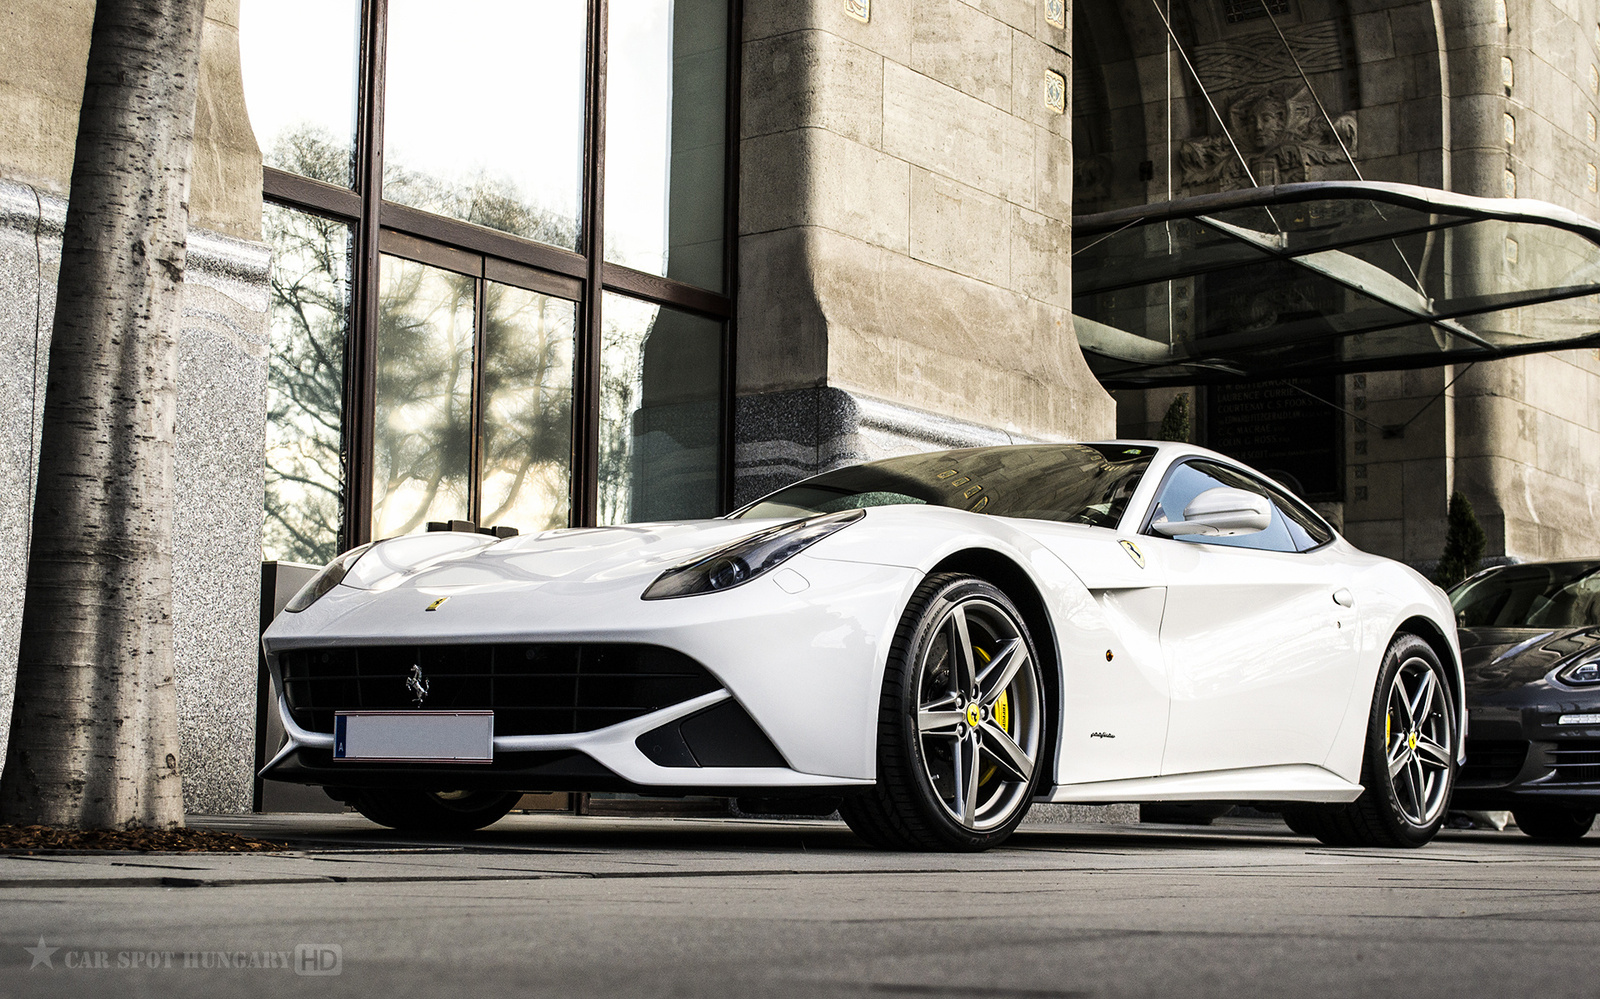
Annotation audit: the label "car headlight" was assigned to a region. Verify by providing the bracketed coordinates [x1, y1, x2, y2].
[1559, 660, 1600, 686]
[642, 510, 865, 600]
[283, 545, 371, 613]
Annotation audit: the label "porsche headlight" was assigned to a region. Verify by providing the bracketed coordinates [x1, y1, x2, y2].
[1559, 660, 1600, 686]
[283, 545, 370, 613]
[642, 509, 864, 600]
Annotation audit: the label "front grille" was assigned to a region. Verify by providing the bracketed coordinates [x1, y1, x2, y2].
[1460, 739, 1528, 785]
[279, 644, 721, 737]
[1549, 740, 1600, 784]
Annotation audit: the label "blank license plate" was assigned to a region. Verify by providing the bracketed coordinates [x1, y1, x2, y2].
[333, 711, 494, 763]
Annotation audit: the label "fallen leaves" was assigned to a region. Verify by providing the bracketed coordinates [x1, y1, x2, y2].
[0, 823, 287, 853]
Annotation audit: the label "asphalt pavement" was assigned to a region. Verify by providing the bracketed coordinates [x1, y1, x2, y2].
[1, 812, 1597, 998]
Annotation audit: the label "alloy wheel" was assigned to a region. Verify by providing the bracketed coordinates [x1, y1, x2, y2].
[913, 597, 1043, 831]
[1383, 654, 1454, 827]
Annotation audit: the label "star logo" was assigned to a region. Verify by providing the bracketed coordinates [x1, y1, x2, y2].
[25, 936, 59, 969]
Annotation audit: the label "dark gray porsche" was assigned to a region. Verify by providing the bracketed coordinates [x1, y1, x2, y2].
[1449, 560, 1600, 841]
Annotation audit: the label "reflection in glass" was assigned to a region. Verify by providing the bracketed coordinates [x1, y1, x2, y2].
[384, 0, 585, 249]
[599, 293, 722, 524]
[480, 285, 576, 532]
[605, 0, 727, 289]
[239, 0, 360, 187]
[262, 205, 351, 563]
[373, 256, 474, 538]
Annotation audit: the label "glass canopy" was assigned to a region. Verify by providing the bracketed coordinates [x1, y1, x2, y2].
[1072, 182, 1600, 387]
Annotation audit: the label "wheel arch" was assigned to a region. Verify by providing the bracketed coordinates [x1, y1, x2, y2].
[927, 548, 1064, 787]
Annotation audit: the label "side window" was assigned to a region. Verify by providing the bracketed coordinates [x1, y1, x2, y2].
[1146, 460, 1299, 553]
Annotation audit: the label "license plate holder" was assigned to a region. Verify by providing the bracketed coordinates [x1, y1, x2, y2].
[333, 711, 494, 763]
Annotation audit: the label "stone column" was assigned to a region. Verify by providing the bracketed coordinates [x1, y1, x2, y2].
[736, 0, 1111, 501]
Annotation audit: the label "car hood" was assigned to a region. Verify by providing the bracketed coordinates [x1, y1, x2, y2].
[1459, 625, 1600, 693]
[341, 518, 799, 595]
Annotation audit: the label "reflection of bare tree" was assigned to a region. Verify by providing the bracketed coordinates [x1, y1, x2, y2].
[371, 259, 473, 538]
[262, 188, 349, 565]
[480, 286, 574, 528]
[384, 162, 579, 250]
[597, 305, 653, 525]
[263, 126, 584, 548]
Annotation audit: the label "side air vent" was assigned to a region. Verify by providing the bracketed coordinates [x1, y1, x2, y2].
[637, 699, 787, 769]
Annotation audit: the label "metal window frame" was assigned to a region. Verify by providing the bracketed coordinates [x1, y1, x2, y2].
[260, 0, 739, 550]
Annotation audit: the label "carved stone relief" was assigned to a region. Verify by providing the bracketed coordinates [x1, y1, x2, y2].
[1179, 21, 1357, 191]
[1180, 82, 1357, 189]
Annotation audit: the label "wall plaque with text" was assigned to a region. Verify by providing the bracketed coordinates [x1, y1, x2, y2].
[1203, 376, 1342, 502]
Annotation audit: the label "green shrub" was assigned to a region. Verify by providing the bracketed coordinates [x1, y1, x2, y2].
[1437, 491, 1487, 588]
[1158, 395, 1191, 443]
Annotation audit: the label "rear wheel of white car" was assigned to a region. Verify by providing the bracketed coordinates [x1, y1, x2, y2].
[350, 789, 521, 833]
[841, 574, 1045, 851]
[1282, 633, 1456, 848]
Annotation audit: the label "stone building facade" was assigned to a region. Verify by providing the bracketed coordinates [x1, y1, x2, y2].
[0, 0, 1597, 812]
[1088, 1, 1600, 567]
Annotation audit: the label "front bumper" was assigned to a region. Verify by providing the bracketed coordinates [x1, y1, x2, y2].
[261, 553, 919, 790]
[1452, 691, 1600, 810]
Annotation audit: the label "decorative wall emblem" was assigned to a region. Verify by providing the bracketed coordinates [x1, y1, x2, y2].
[846, 0, 869, 23]
[1045, 0, 1065, 30]
[1179, 83, 1357, 190]
[1192, 22, 1343, 91]
[1044, 69, 1066, 115]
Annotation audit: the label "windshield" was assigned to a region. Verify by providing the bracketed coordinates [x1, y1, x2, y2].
[1450, 562, 1600, 628]
[733, 443, 1156, 528]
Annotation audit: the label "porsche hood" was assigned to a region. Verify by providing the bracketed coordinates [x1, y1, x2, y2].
[1460, 626, 1600, 694]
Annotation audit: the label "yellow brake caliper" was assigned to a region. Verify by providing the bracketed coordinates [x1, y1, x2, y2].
[974, 648, 1011, 786]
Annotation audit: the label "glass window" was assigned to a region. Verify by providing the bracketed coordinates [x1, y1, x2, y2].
[372, 255, 475, 539]
[249, 2, 735, 550]
[261, 205, 351, 564]
[605, 0, 727, 289]
[383, 0, 586, 250]
[1451, 562, 1600, 628]
[479, 284, 577, 532]
[734, 444, 1154, 526]
[599, 294, 722, 524]
[1147, 461, 1301, 553]
[239, 0, 360, 187]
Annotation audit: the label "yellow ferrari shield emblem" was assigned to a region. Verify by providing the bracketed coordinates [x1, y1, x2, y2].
[1120, 540, 1146, 568]
[424, 596, 450, 612]
[966, 703, 981, 728]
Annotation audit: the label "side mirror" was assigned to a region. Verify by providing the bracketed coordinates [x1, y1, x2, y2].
[1151, 486, 1272, 537]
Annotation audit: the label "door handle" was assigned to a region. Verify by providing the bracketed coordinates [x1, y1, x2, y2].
[1332, 588, 1354, 608]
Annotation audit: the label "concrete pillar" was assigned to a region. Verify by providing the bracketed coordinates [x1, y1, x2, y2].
[736, 0, 1112, 502]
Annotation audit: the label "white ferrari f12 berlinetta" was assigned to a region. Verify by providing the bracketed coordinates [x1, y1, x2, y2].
[262, 442, 1463, 851]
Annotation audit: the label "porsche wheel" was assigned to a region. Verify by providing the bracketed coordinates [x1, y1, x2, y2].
[841, 574, 1045, 851]
[1512, 806, 1596, 842]
[350, 789, 522, 833]
[1284, 634, 1456, 848]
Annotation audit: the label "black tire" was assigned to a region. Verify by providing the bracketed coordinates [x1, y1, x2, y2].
[350, 789, 522, 833]
[1287, 633, 1457, 848]
[1513, 806, 1596, 842]
[841, 574, 1046, 851]
[1280, 807, 1333, 838]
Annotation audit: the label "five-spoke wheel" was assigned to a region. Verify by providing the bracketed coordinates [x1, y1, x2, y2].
[1382, 652, 1455, 829]
[841, 574, 1044, 850]
[1283, 633, 1457, 848]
